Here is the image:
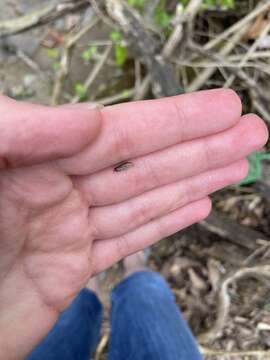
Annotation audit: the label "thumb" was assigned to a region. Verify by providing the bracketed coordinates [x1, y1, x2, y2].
[0, 95, 102, 169]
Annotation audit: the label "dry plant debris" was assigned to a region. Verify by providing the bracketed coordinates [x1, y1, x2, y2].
[0, 0, 270, 359]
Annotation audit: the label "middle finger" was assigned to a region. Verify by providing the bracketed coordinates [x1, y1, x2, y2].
[75, 114, 267, 206]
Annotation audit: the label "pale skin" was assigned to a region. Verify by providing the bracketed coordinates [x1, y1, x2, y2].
[0, 89, 268, 359]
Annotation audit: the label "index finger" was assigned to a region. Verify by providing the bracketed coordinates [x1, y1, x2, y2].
[58, 89, 242, 175]
[0, 96, 102, 169]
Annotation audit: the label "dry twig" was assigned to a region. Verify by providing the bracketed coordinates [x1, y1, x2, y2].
[199, 265, 270, 344]
[187, 25, 249, 92]
[199, 211, 267, 251]
[189, 43, 270, 122]
[106, 0, 183, 97]
[71, 44, 112, 104]
[134, 0, 203, 100]
[51, 16, 99, 105]
[204, 0, 270, 51]
[201, 347, 270, 359]
[97, 88, 135, 106]
[94, 332, 109, 360]
[0, 0, 89, 38]
[224, 20, 270, 88]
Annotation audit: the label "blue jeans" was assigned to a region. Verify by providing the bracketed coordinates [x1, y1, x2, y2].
[27, 272, 203, 360]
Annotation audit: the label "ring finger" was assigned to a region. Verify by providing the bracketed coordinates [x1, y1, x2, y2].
[89, 159, 248, 240]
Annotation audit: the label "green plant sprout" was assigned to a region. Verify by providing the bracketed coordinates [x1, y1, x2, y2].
[127, 0, 145, 9]
[46, 48, 61, 72]
[46, 48, 60, 59]
[81, 45, 98, 62]
[155, 5, 172, 29]
[126, 0, 236, 31]
[180, 0, 235, 9]
[110, 30, 129, 66]
[127, 0, 233, 33]
[240, 152, 270, 185]
[74, 82, 88, 102]
[52, 62, 61, 71]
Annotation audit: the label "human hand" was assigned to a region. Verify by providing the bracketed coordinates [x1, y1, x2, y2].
[0, 90, 268, 359]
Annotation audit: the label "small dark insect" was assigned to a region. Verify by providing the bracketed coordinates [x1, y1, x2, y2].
[114, 161, 134, 172]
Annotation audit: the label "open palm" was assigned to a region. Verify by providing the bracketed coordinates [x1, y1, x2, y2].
[0, 90, 268, 359]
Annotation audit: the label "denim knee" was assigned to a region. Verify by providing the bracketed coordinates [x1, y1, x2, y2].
[111, 271, 175, 304]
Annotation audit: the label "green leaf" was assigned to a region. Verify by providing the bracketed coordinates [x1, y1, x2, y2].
[115, 45, 128, 66]
[110, 30, 123, 43]
[52, 62, 61, 71]
[221, 0, 235, 9]
[74, 83, 88, 101]
[128, 0, 145, 9]
[181, 0, 235, 10]
[110, 31, 128, 66]
[240, 152, 270, 185]
[155, 6, 172, 29]
[82, 45, 98, 62]
[46, 48, 60, 59]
